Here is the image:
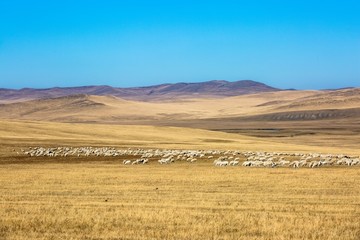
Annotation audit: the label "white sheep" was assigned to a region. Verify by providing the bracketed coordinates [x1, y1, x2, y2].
[123, 160, 131, 165]
[229, 160, 239, 166]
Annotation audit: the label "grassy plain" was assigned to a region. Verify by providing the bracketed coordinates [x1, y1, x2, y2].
[0, 119, 359, 239]
[1, 119, 359, 155]
[0, 161, 359, 240]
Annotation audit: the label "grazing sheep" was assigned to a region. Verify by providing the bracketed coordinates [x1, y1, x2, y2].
[309, 160, 322, 168]
[20, 146, 359, 169]
[263, 161, 274, 168]
[242, 161, 252, 167]
[229, 160, 239, 166]
[215, 160, 228, 167]
[278, 160, 290, 166]
[351, 159, 359, 166]
[289, 161, 300, 168]
[123, 160, 131, 165]
[299, 160, 307, 167]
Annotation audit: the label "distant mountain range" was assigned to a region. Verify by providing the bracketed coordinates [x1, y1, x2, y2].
[0, 80, 279, 103]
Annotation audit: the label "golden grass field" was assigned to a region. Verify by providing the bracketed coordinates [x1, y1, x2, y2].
[0, 119, 360, 155]
[0, 118, 359, 239]
[0, 161, 359, 240]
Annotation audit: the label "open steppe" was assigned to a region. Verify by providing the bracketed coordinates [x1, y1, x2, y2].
[1, 161, 359, 240]
[0, 119, 359, 239]
[0, 119, 359, 156]
[1, 82, 360, 239]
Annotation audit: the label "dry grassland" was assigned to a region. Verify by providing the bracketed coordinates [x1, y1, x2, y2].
[1, 119, 359, 155]
[0, 161, 359, 240]
[0, 119, 359, 239]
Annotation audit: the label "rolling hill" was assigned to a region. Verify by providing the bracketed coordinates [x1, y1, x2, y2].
[0, 80, 279, 103]
[1, 87, 359, 123]
[1, 81, 359, 153]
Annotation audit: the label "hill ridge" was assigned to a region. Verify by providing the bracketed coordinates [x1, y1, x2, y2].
[0, 80, 279, 103]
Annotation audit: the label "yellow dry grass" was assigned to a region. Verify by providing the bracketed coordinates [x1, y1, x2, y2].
[0, 118, 359, 239]
[0, 162, 359, 239]
[0, 119, 359, 155]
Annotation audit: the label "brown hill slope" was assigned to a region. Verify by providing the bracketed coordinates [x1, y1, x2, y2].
[275, 88, 360, 110]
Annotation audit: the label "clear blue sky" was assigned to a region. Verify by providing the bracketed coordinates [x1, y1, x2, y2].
[0, 0, 359, 89]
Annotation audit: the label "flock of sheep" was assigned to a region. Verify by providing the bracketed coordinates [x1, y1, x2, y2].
[20, 146, 360, 168]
